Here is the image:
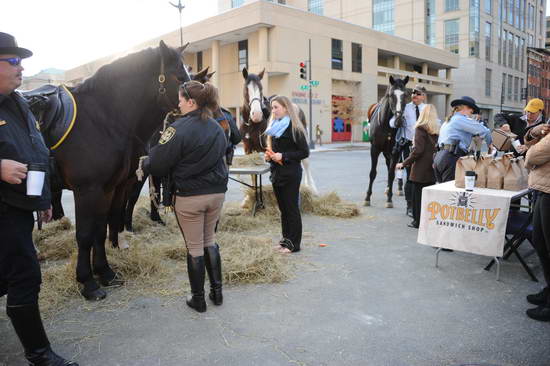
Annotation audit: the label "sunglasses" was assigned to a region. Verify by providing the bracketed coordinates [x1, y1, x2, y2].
[412, 91, 423, 96]
[0, 57, 22, 66]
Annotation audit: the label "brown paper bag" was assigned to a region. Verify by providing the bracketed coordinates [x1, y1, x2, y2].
[501, 152, 514, 171]
[503, 159, 529, 191]
[474, 155, 492, 188]
[455, 156, 477, 188]
[486, 158, 506, 189]
[492, 129, 518, 151]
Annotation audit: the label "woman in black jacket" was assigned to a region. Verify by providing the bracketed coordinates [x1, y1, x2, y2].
[264, 96, 309, 253]
[142, 81, 228, 313]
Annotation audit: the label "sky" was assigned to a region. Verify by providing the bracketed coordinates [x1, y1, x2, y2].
[2, 0, 217, 76]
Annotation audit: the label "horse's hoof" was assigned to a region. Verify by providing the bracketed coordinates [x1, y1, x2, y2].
[125, 224, 134, 233]
[81, 283, 107, 301]
[385, 202, 394, 208]
[99, 272, 125, 288]
[397, 190, 404, 197]
[113, 239, 129, 250]
[364, 201, 371, 207]
[151, 216, 165, 226]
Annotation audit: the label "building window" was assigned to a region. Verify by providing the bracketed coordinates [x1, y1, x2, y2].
[508, 74, 513, 100]
[515, 35, 520, 70]
[485, 22, 492, 61]
[508, 32, 513, 68]
[485, 0, 492, 14]
[445, 0, 459, 11]
[486, 68, 492, 96]
[469, 0, 480, 57]
[503, 30, 508, 66]
[508, 0, 514, 24]
[445, 19, 460, 54]
[519, 0, 525, 30]
[231, 0, 244, 8]
[238, 40, 248, 71]
[515, 0, 521, 26]
[529, 34, 534, 46]
[514, 76, 519, 101]
[352, 43, 362, 73]
[197, 51, 203, 72]
[373, 0, 395, 34]
[425, 0, 436, 46]
[498, 27, 502, 64]
[332, 38, 343, 70]
[308, 0, 323, 15]
[502, 73, 507, 100]
[540, 10, 544, 36]
[520, 38, 525, 72]
[528, 4, 534, 30]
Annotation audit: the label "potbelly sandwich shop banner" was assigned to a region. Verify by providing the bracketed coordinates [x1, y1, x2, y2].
[417, 182, 513, 257]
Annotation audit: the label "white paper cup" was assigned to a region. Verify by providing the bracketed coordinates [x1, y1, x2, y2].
[396, 169, 404, 179]
[511, 139, 521, 152]
[26, 163, 47, 197]
[465, 171, 476, 191]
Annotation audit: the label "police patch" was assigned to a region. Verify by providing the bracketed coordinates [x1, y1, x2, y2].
[159, 127, 176, 145]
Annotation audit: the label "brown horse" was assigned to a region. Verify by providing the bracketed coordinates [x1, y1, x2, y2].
[50, 41, 190, 300]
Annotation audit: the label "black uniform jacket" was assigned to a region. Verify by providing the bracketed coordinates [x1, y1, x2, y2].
[143, 109, 228, 197]
[0, 92, 51, 211]
[270, 124, 309, 186]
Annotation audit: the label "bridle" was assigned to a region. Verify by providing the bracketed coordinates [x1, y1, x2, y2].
[157, 51, 188, 112]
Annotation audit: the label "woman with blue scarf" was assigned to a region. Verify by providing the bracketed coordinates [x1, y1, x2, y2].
[264, 96, 309, 253]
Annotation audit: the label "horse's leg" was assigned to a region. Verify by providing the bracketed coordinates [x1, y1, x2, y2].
[74, 188, 110, 300]
[365, 147, 380, 206]
[124, 175, 147, 232]
[149, 175, 164, 225]
[108, 183, 129, 249]
[384, 150, 397, 208]
[301, 158, 318, 195]
[51, 189, 65, 220]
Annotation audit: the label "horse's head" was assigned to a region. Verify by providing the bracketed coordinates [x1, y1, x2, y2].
[242, 67, 266, 123]
[191, 67, 216, 84]
[158, 40, 191, 111]
[388, 75, 410, 128]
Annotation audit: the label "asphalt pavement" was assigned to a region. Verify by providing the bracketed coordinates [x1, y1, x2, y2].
[1, 146, 549, 366]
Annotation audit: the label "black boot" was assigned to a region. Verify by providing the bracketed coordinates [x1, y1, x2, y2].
[527, 287, 549, 306]
[526, 303, 550, 322]
[6, 303, 78, 366]
[204, 244, 223, 305]
[186, 254, 206, 313]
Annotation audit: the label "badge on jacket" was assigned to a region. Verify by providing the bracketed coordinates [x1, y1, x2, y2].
[159, 127, 176, 144]
[0, 120, 6, 126]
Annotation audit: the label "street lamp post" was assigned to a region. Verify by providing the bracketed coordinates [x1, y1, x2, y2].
[169, 0, 185, 47]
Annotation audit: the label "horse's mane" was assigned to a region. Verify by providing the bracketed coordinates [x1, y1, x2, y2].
[73, 48, 159, 94]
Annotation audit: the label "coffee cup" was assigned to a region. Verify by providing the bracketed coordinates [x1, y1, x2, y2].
[396, 169, 404, 179]
[465, 171, 476, 191]
[26, 163, 47, 197]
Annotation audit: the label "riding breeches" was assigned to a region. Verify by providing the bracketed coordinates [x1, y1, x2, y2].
[0, 204, 42, 306]
[174, 194, 225, 257]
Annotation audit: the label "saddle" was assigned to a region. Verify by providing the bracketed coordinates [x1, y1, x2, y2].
[367, 103, 378, 121]
[21, 84, 77, 150]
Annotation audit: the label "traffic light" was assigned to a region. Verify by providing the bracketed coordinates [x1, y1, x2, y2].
[299, 61, 307, 80]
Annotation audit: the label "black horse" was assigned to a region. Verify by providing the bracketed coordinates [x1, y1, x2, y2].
[365, 75, 410, 208]
[123, 66, 222, 233]
[48, 41, 190, 300]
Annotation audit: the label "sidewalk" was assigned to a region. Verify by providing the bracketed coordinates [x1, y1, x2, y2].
[234, 141, 370, 155]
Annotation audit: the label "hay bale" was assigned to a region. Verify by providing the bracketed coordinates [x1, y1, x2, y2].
[242, 186, 360, 218]
[34, 217, 76, 261]
[232, 153, 266, 167]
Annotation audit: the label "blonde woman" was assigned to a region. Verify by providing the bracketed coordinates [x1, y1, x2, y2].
[264, 96, 309, 253]
[396, 104, 440, 228]
[433, 96, 493, 183]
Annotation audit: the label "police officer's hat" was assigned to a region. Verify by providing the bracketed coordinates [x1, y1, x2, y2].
[451, 96, 480, 115]
[0, 32, 32, 58]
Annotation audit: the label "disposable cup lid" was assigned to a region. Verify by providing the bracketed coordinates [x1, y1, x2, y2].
[27, 163, 47, 172]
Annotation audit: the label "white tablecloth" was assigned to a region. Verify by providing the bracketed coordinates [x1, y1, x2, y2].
[417, 181, 529, 257]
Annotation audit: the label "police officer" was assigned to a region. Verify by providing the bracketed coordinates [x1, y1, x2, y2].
[0, 32, 78, 366]
[390, 85, 426, 215]
[434, 96, 493, 183]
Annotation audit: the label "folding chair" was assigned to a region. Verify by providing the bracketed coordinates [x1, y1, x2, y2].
[484, 209, 538, 282]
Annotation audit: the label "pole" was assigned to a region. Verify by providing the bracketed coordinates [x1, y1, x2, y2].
[500, 75, 504, 112]
[308, 38, 315, 149]
[169, 1, 185, 47]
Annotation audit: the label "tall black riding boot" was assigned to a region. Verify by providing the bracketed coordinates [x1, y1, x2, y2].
[186, 254, 207, 313]
[204, 244, 223, 305]
[6, 303, 78, 366]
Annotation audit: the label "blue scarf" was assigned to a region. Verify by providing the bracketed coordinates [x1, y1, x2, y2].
[265, 116, 290, 138]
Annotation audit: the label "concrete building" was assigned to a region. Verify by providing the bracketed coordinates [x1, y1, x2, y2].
[546, 15, 550, 48]
[527, 47, 550, 116]
[222, 0, 547, 124]
[64, 1, 458, 143]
